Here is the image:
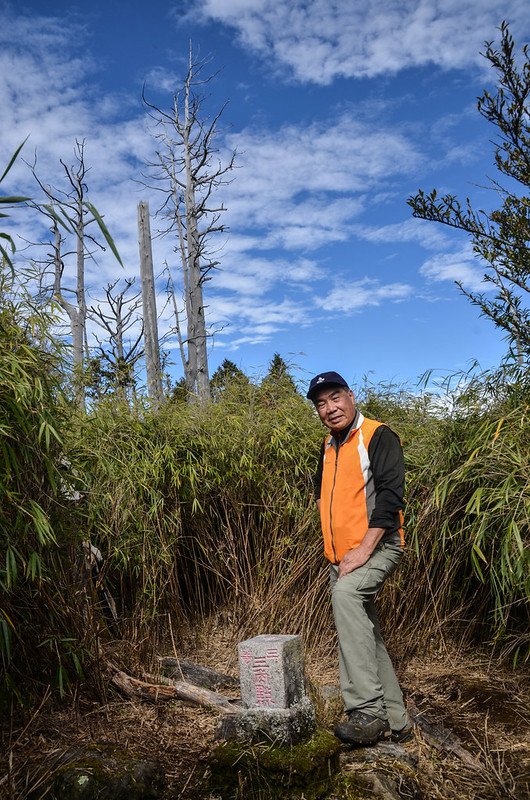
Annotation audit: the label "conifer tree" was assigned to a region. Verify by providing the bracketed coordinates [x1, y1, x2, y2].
[210, 359, 249, 400]
[408, 23, 530, 364]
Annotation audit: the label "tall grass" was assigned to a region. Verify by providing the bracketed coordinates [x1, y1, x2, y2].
[70, 379, 328, 652]
[404, 379, 529, 660]
[69, 371, 529, 669]
[2, 356, 528, 706]
[0, 287, 88, 705]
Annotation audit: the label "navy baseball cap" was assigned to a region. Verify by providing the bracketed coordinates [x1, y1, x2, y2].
[306, 371, 349, 400]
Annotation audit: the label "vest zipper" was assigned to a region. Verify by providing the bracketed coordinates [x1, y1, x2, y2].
[329, 443, 339, 563]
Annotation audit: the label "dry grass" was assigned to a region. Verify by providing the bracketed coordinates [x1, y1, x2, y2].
[1, 626, 528, 800]
[401, 644, 530, 800]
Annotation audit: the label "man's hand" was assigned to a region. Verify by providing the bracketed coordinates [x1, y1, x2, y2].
[337, 547, 370, 578]
[337, 527, 386, 578]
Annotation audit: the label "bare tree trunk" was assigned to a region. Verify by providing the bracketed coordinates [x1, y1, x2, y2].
[111, 669, 242, 714]
[138, 201, 163, 403]
[30, 140, 123, 410]
[74, 192, 87, 407]
[182, 75, 210, 401]
[166, 267, 188, 383]
[51, 216, 85, 409]
[143, 48, 235, 403]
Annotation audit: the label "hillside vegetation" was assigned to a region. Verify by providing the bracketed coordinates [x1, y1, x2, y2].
[1, 302, 528, 707]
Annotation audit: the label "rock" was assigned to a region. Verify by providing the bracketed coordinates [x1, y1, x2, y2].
[318, 684, 343, 703]
[29, 745, 166, 800]
[238, 634, 307, 709]
[342, 740, 419, 770]
[339, 740, 423, 799]
[220, 633, 316, 745]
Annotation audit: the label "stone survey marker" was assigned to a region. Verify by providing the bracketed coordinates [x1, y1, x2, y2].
[218, 633, 315, 744]
[238, 634, 305, 709]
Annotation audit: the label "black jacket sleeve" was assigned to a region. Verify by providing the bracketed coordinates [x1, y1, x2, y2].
[367, 426, 405, 530]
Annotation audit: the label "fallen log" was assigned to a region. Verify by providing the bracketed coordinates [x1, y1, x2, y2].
[158, 657, 239, 691]
[111, 669, 243, 715]
[408, 701, 481, 770]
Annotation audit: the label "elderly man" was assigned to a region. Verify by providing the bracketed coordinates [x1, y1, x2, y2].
[307, 370, 412, 746]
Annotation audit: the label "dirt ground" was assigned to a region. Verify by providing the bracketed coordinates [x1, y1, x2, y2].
[1, 628, 529, 800]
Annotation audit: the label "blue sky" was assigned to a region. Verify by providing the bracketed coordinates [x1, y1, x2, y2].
[2, 0, 529, 392]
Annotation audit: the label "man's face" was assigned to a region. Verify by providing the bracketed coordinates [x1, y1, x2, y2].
[314, 386, 356, 434]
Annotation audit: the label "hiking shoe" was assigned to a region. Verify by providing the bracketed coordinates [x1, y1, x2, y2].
[334, 710, 390, 745]
[390, 724, 414, 743]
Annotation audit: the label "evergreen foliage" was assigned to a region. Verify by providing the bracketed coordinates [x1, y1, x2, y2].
[259, 353, 299, 402]
[210, 359, 250, 400]
[409, 22, 530, 364]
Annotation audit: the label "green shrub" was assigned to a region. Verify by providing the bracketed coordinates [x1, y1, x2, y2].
[3, 355, 528, 706]
[70, 371, 529, 664]
[0, 291, 87, 704]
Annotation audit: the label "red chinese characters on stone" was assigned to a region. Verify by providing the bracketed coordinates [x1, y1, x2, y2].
[249, 653, 278, 707]
[255, 683, 273, 706]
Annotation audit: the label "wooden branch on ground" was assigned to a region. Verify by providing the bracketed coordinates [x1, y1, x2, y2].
[408, 701, 481, 770]
[158, 657, 239, 691]
[111, 669, 242, 715]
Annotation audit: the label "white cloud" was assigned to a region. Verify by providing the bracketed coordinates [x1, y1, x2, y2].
[204, 293, 312, 347]
[353, 218, 449, 249]
[143, 67, 183, 94]
[222, 116, 422, 251]
[229, 116, 421, 199]
[0, 14, 98, 165]
[186, 0, 530, 84]
[420, 247, 487, 291]
[318, 278, 413, 313]
[213, 251, 324, 296]
[0, 9, 162, 304]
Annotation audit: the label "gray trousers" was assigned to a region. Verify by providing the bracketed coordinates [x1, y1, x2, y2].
[330, 541, 409, 731]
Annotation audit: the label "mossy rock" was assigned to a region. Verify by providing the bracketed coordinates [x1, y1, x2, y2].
[333, 746, 424, 800]
[29, 744, 166, 800]
[332, 772, 420, 800]
[208, 728, 341, 799]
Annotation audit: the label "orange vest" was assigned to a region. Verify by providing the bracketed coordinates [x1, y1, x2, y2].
[319, 413, 404, 564]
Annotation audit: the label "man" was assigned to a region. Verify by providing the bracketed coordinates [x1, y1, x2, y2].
[307, 371, 412, 746]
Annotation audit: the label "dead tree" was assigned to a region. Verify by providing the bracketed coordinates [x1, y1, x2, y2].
[29, 140, 122, 408]
[143, 48, 236, 402]
[137, 201, 163, 403]
[88, 278, 144, 401]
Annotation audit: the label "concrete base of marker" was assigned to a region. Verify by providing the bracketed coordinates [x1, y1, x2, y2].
[216, 695, 316, 745]
[209, 728, 341, 800]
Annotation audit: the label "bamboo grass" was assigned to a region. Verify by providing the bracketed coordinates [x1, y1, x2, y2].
[2, 349, 528, 705]
[0, 291, 88, 704]
[70, 372, 529, 667]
